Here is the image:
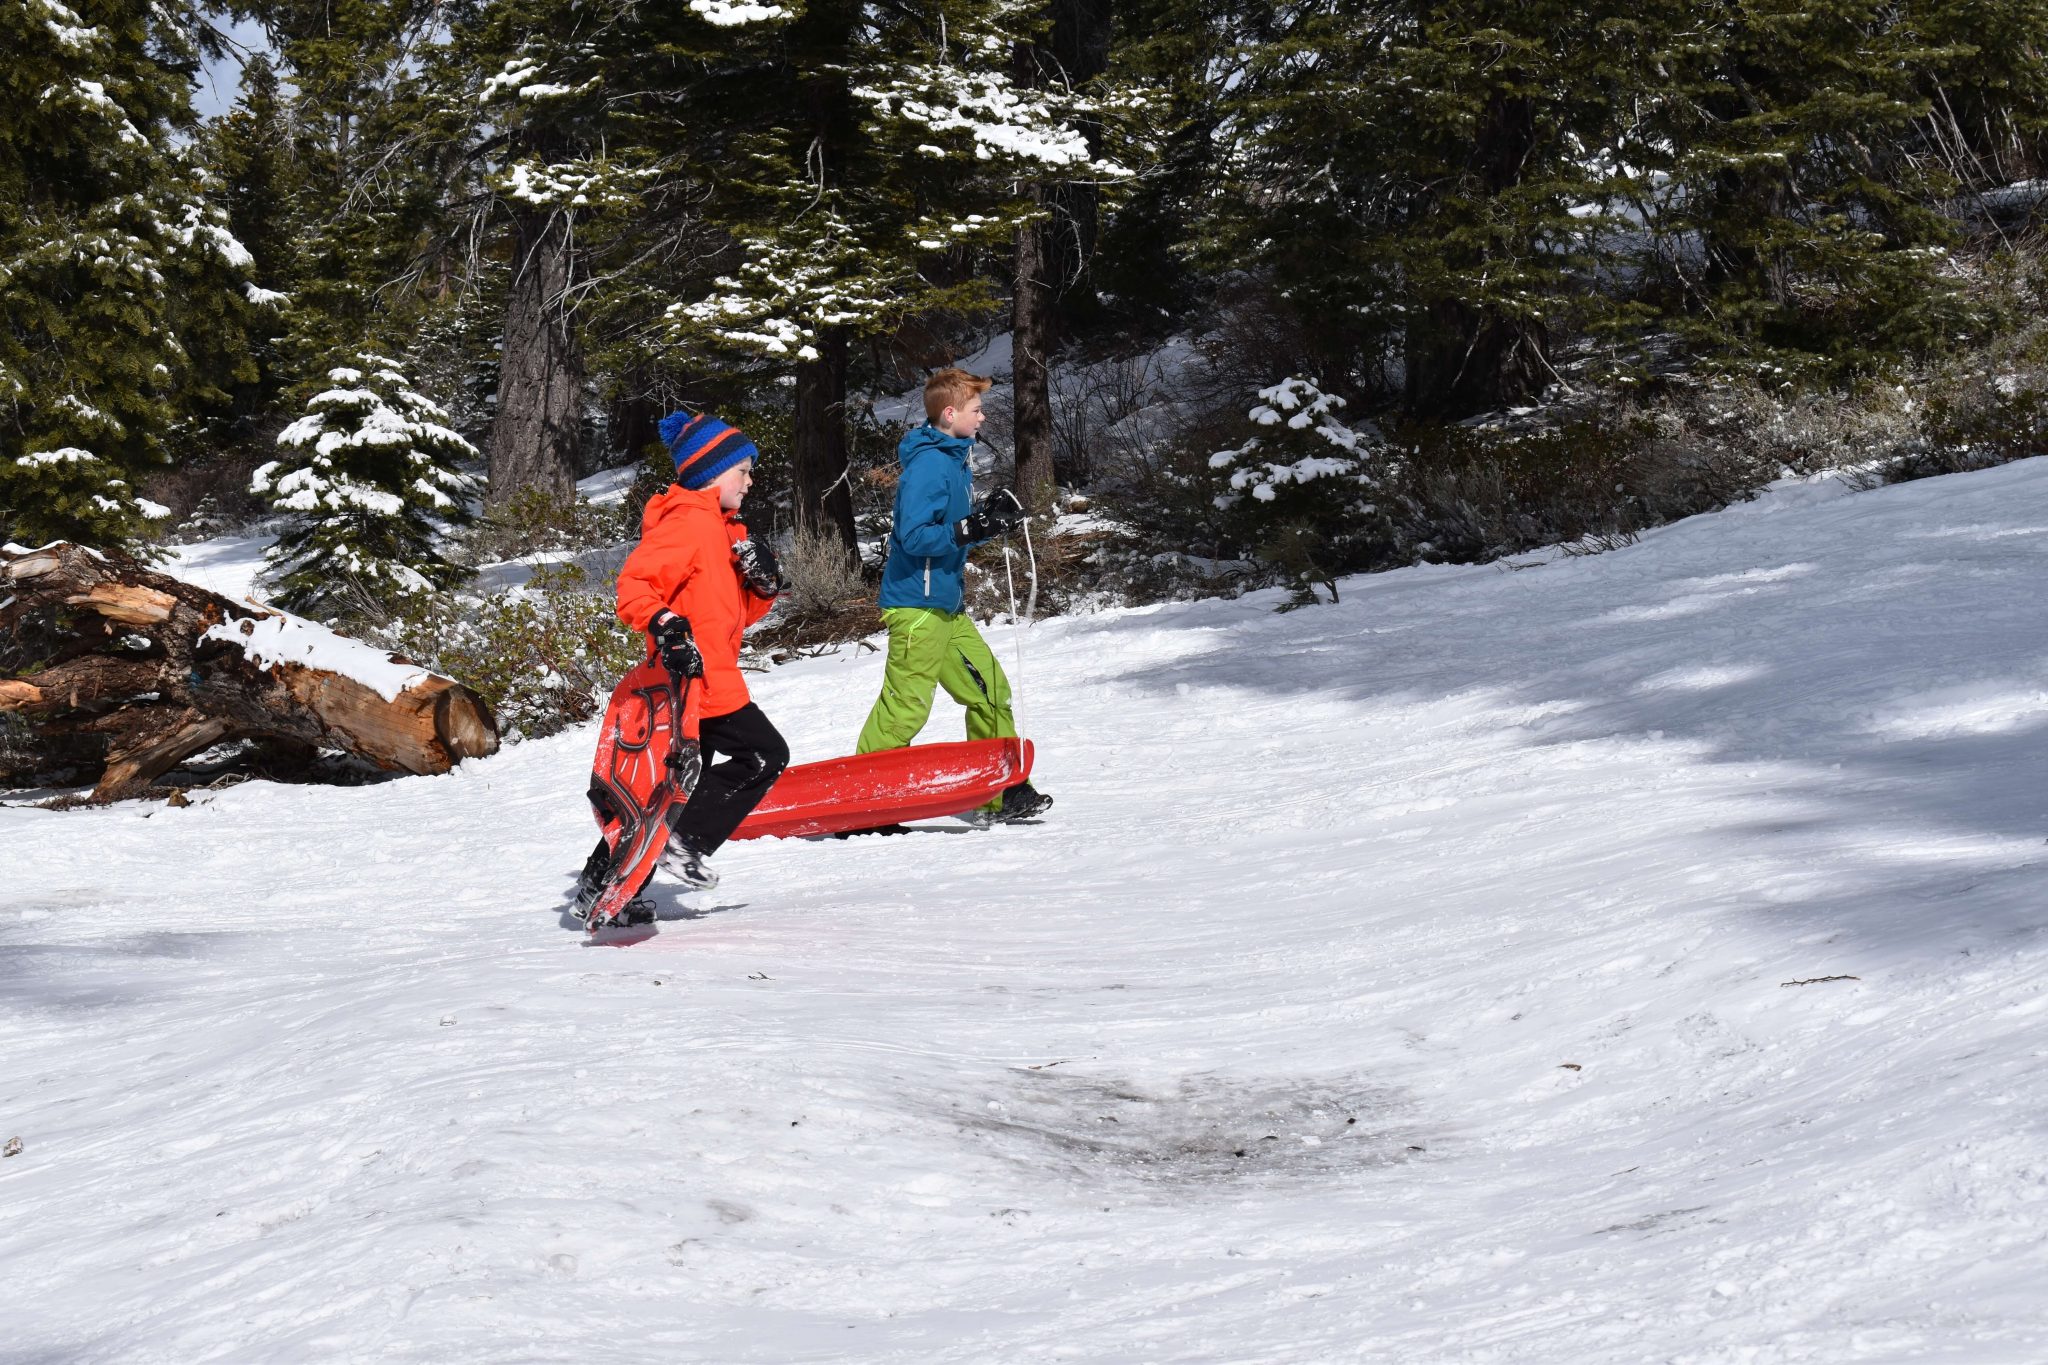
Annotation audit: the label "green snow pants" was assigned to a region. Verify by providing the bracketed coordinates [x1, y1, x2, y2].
[855, 607, 1018, 757]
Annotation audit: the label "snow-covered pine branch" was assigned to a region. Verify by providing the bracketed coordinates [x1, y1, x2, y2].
[853, 61, 1129, 176]
[491, 156, 660, 213]
[668, 205, 918, 360]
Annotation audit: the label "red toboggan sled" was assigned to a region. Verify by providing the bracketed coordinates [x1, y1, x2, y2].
[580, 651, 1032, 926]
[730, 736, 1034, 841]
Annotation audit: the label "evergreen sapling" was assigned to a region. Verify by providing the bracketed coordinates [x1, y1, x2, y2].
[252, 354, 476, 621]
[1208, 378, 1398, 607]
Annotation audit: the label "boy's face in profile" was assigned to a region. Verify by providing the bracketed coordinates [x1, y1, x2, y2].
[938, 392, 986, 441]
[712, 458, 754, 512]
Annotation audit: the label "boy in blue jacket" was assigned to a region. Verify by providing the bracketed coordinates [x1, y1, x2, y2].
[855, 367, 1051, 822]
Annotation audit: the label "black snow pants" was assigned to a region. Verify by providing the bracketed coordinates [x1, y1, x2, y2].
[668, 702, 789, 855]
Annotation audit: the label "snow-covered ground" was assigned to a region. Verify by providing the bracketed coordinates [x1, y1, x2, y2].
[9, 461, 2048, 1362]
[161, 529, 276, 605]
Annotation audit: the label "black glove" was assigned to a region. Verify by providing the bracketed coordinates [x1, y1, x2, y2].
[953, 487, 1026, 545]
[732, 538, 785, 598]
[650, 611, 704, 679]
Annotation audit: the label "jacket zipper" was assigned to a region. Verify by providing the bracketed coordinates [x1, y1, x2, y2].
[923, 558, 931, 597]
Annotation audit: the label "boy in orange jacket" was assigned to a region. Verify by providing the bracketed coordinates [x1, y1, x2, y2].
[613, 410, 789, 891]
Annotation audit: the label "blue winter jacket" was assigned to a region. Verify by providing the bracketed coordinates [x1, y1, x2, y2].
[879, 424, 984, 611]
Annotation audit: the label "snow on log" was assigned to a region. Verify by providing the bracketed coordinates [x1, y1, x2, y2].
[1, 541, 498, 800]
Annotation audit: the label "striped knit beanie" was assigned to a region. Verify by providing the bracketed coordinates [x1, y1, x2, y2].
[659, 409, 759, 490]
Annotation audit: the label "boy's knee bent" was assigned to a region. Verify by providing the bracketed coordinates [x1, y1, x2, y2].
[759, 727, 790, 780]
[859, 712, 923, 753]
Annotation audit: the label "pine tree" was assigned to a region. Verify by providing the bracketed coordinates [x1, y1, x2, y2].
[1635, 0, 1973, 378]
[670, 0, 1126, 549]
[1085, 0, 1229, 336]
[1184, 0, 1658, 419]
[252, 353, 476, 620]
[1904, 0, 2048, 189]
[250, 0, 474, 380]
[0, 0, 256, 549]
[682, 0, 1122, 361]
[428, 0, 802, 503]
[186, 53, 298, 459]
[1205, 376, 1396, 605]
[209, 56, 299, 291]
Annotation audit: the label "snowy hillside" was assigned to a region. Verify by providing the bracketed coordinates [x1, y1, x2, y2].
[8, 460, 2048, 1363]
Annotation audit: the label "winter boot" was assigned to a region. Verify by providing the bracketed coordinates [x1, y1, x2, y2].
[660, 832, 721, 891]
[572, 895, 656, 928]
[994, 781, 1053, 823]
[970, 777, 1048, 822]
[574, 837, 613, 914]
[955, 781, 1053, 828]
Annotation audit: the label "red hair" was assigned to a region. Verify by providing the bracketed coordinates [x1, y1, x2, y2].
[923, 367, 992, 424]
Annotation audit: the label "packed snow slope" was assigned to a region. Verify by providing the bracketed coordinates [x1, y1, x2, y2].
[8, 461, 2048, 1364]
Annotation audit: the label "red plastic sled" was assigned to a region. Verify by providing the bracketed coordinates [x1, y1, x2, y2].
[732, 738, 1035, 841]
[581, 650, 704, 927]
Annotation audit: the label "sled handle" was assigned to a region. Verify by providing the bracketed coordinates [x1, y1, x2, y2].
[665, 666, 693, 761]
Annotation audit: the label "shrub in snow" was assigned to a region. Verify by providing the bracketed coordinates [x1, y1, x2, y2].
[462, 487, 629, 567]
[778, 527, 867, 619]
[1392, 412, 1663, 564]
[253, 355, 476, 621]
[380, 564, 641, 743]
[1206, 378, 1398, 606]
[1908, 338, 2048, 480]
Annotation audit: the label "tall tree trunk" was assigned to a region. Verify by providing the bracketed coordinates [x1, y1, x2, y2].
[1013, 0, 1112, 498]
[780, 0, 862, 558]
[608, 379, 660, 470]
[1012, 197, 1058, 514]
[487, 206, 582, 507]
[1401, 91, 1548, 420]
[1702, 164, 1795, 306]
[1046, 0, 1113, 327]
[792, 328, 856, 557]
[1404, 303, 1551, 417]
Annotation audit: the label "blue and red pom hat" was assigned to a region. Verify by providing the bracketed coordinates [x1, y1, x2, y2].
[660, 409, 759, 489]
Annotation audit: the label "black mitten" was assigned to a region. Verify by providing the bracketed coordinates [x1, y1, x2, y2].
[953, 487, 1026, 544]
[650, 611, 705, 678]
[733, 538, 785, 597]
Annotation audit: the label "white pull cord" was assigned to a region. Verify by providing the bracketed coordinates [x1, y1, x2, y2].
[1001, 515, 1040, 724]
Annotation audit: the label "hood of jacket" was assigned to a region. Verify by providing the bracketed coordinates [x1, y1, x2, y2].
[898, 423, 974, 471]
[638, 482, 733, 537]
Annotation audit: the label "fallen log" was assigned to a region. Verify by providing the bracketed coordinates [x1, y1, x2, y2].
[2, 541, 498, 800]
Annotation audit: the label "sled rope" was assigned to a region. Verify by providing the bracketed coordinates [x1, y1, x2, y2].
[1002, 514, 1040, 725]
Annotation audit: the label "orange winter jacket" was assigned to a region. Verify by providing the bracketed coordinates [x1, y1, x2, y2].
[615, 485, 775, 719]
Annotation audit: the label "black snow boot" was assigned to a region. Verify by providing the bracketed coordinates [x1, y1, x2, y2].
[574, 838, 613, 912]
[994, 781, 1053, 822]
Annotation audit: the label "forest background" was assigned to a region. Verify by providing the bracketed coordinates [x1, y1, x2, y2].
[9, 0, 2048, 749]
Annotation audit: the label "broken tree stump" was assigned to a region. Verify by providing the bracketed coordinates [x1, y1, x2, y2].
[2, 541, 498, 800]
